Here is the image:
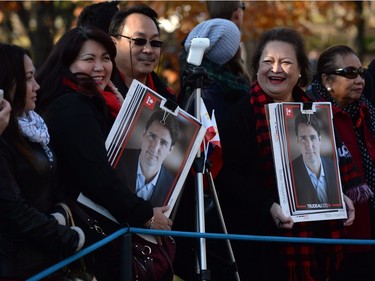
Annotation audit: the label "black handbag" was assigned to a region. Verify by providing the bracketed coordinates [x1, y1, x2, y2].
[66, 200, 109, 242]
[66, 200, 176, 281]
[132, 235, 176, 281]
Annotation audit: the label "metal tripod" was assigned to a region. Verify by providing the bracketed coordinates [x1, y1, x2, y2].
[186, 66, 240, 281]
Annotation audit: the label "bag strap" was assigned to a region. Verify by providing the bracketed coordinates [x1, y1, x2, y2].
[55, 202, 94, 279]
[56, 202, 75, 227]
[158, 237, 175, 280]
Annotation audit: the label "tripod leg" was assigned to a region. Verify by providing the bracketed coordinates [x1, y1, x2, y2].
[195, 160, 210, 281]
[206, 170, 241, 281]
[193, 85, 210, 281]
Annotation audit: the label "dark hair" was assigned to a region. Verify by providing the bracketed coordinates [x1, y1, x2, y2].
[36, 26, 117, 112]
[205, 1, 241, 20]
[294, 112, 321, 137]
[77, 1, 119, 33]
[315, 45, 356, 81]
[251, 27, 310, 87]
[0, 43, 41, 170]
[367, 58, 375, 81]
[109, 4, 160, 38]
[225, 49, 251, 85]
[145, 111, 180, 147]
[0, 44, 28, 116]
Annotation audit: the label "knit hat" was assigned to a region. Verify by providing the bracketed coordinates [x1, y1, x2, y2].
[185, 18, 241, 65]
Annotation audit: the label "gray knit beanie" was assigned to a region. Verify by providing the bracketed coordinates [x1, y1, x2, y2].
[185, 18, 241, 65]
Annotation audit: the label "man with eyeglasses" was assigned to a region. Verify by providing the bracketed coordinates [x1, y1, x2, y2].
[109, 5, 176, 103]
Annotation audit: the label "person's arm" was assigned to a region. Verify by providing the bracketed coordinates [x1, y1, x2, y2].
[0, 140, 84, 254]
[107, 80, 124, 105]
[0, 99, 11, 135]
[343, 194, 355, 226]
[145, 206, 172, 230]
[44, 94, 169, 228]
[269, 203, 294, 229]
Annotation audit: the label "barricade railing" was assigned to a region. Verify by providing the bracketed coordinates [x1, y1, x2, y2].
[27, 227, 375, 281]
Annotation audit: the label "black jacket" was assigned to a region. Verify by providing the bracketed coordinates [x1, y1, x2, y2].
[0, 134, 79, 278]
[42, 88, 153, 229]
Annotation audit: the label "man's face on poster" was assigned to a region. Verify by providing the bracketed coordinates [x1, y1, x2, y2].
[296, 123, 322, 166]
[140, 120, 174, 170]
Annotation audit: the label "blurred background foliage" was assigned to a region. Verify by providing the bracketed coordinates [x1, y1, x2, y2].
[1, 0, 374, 94]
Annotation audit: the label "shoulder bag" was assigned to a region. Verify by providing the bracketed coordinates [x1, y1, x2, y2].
[66, 200, 176, 281]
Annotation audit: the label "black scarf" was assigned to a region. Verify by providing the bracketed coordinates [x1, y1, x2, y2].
[308, 79, 375, 211]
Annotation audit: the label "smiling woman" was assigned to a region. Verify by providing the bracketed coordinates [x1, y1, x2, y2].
[256, 40, 302, 102]
[69, 40, 113, 91]
[217, 28, 359, 281]
[35, 26, 172, 280]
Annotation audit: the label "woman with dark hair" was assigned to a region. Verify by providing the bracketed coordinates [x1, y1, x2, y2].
[217, 28, 358, 281]
[180, 18, 250, 130]
[362, 58, 375, 106]
[307, 44, 375, 281]
[0, 43, 85, 280]
[175, 18, 251, 281]
[36, 26, 172, 280]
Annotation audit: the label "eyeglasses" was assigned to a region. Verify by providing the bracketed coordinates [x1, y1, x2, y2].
[326, 66, 366, 79]
[236, 2, 245, 11]
[117, 35, 163, 48]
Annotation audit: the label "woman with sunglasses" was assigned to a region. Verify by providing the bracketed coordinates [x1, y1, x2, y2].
[307, 44, 375, 281]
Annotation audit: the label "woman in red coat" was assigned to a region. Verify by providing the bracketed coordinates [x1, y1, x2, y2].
[307, 44, 375, 281]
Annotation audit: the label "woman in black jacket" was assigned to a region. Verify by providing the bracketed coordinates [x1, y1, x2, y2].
[36, 26, 172, 280]
[0, 44, 85, 279]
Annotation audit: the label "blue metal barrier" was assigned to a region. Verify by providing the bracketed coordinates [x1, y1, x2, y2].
[27, 227, 375, 281]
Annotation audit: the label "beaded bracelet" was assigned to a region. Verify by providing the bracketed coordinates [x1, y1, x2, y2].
[149, 216, 155, 229]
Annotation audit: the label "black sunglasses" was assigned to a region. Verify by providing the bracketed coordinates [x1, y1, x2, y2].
[117, 35, 163, 48]
[326, 66, 366, 79]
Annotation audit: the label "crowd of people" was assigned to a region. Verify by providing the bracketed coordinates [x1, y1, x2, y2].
[0, 1, 375, 281]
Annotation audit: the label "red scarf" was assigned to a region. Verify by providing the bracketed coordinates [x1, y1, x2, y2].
[116, 67, 157, 91]
[249, 80, 345, 281]
[62, 77, 121, 118]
